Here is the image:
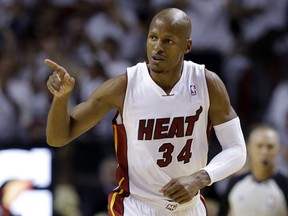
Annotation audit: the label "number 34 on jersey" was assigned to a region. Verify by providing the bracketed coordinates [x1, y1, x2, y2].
[137, 106, 203, 168]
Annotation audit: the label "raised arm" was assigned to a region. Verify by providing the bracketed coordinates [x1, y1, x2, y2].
[45, 59, 126, 147]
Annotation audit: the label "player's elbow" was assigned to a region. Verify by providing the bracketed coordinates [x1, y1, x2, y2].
[235, 144, 247, 171]
[240, 146, 247, 166]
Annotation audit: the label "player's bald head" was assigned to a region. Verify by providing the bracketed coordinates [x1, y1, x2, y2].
[149, 8, 192, 39]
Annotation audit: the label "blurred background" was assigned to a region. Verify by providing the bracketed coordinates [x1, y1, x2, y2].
[0, 0, 288, 215]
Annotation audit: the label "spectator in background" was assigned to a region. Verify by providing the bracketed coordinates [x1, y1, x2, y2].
[78, 59, 113, 141]
[2, 0, 33, 42]
[0, 51, 43, 144]
[188, 0, 235, 56]
[149, 0, 177, 12]
[0, 54, 20, 144]
[185, 0, 235, 77]
[62, 15, 97, 68]
[84, 0, 141, 62]
[228, 0, 287, 46]
[228, 0, 288, 121]
[99, 37, 132, 78]
[221, 45, 254, 134]
[264, 79, 288, 177]
[218, 124, 288, 216]
[79, 156, 117, 216]
[53, 145, 82, 216]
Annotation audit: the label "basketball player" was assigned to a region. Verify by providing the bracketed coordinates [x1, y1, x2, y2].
[218, 125, 288, 216]
[45, 8, 246, 216]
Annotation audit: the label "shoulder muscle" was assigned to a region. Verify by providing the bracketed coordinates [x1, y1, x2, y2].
[205, 69, 237, 125]
[69, 74, 126, 128]
[89, 73, 127, 111]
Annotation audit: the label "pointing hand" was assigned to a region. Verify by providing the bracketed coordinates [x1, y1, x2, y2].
[45, 59, 75, 97]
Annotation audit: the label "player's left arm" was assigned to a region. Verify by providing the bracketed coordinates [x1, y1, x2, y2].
[161, 69, 246, 204]
[202, 69, 246, 184]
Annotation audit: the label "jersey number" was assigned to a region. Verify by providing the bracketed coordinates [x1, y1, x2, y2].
[156, 139, 193, 167]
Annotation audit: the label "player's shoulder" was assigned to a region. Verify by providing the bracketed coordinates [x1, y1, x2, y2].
[203, 67, 228, 99]
[204, 67, 229, 100]
[127, 62, 147, 72]
[91, 73, 127, 102]
[183, 60, 205, 72]
[113, 61, 148, 87]
[103, 73, 127, 91]
[204, 68, 222, 84]
[87, 73, 127, 111]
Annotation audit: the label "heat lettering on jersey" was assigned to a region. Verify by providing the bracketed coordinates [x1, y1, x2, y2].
[138, 106, 203, 140]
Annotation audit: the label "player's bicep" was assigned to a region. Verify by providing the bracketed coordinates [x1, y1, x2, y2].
[69, 99, 109, 135]
[205, 69, 237, 125]
[69, 74, 126, 137]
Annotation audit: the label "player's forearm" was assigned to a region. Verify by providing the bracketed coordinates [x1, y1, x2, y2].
[202, 117, 247, 184]
[46, 94, 72, 147]
[203, 145, 246, 184]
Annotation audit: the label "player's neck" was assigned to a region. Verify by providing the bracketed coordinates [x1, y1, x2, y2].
[149, 64, 183, 95]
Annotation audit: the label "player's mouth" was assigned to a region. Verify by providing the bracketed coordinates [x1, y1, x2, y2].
[150, 55, 165, 64]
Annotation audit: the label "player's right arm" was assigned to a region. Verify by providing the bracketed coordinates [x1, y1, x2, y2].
[45, 59, 126, 147]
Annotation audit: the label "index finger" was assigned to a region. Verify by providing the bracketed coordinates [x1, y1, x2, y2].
[44, 59, 61, 71]
[45, 59, 67, 79]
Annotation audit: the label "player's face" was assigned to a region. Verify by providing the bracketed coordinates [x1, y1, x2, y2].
[146, 19, 191, 74]
[248, 129, 280, 169]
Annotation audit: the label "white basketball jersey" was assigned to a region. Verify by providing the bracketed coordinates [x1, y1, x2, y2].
[113, 61, 210, 204]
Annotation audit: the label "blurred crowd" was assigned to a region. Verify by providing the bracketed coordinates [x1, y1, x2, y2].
[0, 0, 288, 215]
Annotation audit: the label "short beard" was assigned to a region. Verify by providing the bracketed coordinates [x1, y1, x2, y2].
[148, 64, 164, 74]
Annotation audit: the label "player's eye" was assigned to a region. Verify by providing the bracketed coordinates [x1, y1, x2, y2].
[164, 39, 174, 44]
[149, 35, 157, 41]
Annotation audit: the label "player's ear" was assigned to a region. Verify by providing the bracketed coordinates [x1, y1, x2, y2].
[184, 39, 192, 54]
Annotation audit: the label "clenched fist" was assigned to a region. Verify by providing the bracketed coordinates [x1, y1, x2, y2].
[45, 59, 75, 97]
[160, 170, 210, 204]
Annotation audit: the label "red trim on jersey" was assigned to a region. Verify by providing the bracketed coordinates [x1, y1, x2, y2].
[112, 118, 130, 192]
[109, 113, 130, 215]
[108, 187, 129, 216]
[200, 194, 208, 215]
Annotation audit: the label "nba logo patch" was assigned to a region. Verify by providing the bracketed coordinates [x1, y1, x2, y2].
[190, 85, 197, 96]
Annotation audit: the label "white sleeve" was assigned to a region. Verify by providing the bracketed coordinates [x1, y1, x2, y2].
[202, 117, 247, 185]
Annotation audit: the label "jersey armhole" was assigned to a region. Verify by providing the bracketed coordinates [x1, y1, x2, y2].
[112, 111, 123, 125]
